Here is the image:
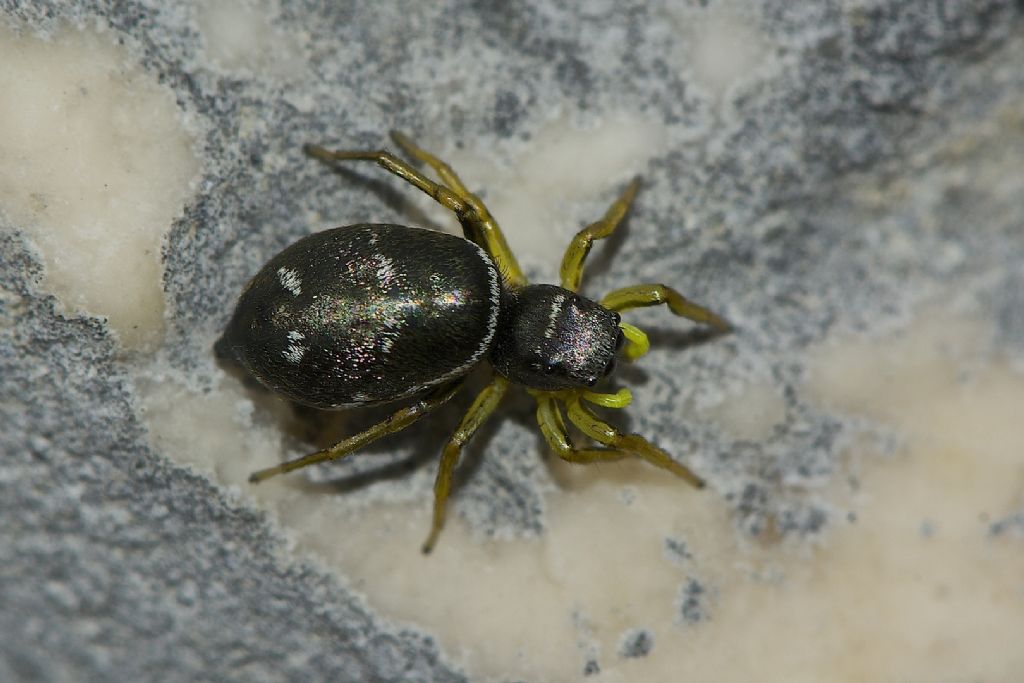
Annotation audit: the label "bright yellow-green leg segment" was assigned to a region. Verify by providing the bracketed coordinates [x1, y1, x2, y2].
[580, 386, 632, 409]
[560, 178, 640, 292]
[564, 394, 705, 488]
[536, 395, 630, 465]
[617, 322, 650, 361]
[389, 131, 527, 287]
[390, 131, 474, 204]
[422, 376, 510, 554]
[602, 284, 731, 331]
[248, 380, 465, 484]
[304, 144, 471, 219]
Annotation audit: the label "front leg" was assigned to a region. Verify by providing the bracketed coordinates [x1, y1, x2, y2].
[563, 394, 705, 489]
[601, 284, 731, 331]
[536, 394, 631, 465]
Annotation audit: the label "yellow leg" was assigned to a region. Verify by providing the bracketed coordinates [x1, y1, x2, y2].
[601, 284, 731, 331]
[390, 131, 475, 201]
[560, 178, 640, 292]
[304, 144, 472, 220]
[248, 381, 464, 484]
[422, 376, 510, 554]
[563, 394, 705, 488]
[617, 322, 650, 361]
[536, 395, 630, 464]
[389, 131, 527, 287]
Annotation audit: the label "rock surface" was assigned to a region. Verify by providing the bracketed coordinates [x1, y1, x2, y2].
[2, 2, 1022, 682]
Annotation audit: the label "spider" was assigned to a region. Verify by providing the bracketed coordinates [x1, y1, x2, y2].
[216, 131, 730, 553]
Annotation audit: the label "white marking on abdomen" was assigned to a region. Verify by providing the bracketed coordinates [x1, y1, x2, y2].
[375, 255, 397, 287]
[277, 267, 302, 296]
[283, 330, 307, 364]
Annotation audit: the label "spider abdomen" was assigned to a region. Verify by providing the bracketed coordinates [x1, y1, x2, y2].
[217, 223, 502, 408]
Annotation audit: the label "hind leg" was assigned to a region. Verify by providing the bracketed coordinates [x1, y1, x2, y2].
[248, 380, 465, 484]
[388, 131, 527, 287]
[304, 145, 471, 218]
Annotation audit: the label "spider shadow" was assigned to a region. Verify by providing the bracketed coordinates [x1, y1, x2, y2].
[644, 323, 732, 353]
[611, 323, 730, 385]
[287, 368, 513, 497]
[215, 343, 469, 490]
[317, 162, 448, 233]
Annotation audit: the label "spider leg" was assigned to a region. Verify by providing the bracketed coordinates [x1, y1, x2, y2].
[422, 376, 510, 554]
[536, 394, 630, 464]
[563, 393, 705, 488]
[389, 131, 475, 206]
[560, 178, 640, 292]
[248, 380, 464, 484]
[602, 284, 731, 331]
[304, 144, 472, 219]
[389, 130, 527, 287]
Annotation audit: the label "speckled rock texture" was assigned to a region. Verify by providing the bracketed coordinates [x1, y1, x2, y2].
[2, 1, 1023, 682]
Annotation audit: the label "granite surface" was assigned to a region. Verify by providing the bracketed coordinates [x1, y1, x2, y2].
[2, 1, 1023, 681]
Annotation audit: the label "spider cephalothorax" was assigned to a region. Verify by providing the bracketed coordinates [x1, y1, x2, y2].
[489, 284, 623, 391]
